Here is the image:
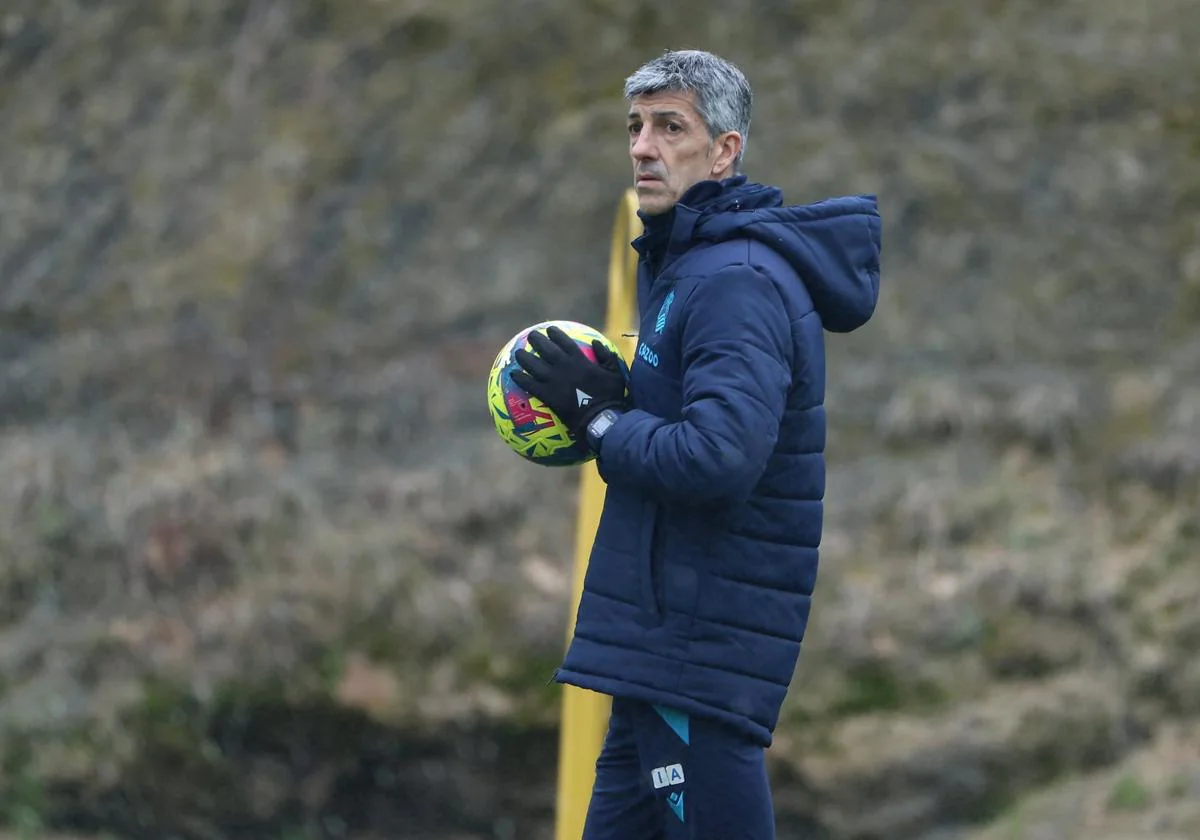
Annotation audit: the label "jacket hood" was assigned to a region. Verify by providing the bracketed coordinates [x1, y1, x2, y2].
[663, 175, 882, 333]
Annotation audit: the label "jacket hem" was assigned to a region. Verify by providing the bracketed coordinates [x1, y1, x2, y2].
[553, 668, 774, 748]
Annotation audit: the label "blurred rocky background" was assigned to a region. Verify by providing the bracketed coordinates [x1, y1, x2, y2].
[1, 0, 1198, 838]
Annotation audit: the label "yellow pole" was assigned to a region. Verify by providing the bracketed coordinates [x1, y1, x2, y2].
[553, 188, 642, 840]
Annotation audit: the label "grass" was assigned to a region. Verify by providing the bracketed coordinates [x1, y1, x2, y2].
[827, 660, 949, 717]
[1106, 772, 1154, 812]
[0, 736, 46, 838]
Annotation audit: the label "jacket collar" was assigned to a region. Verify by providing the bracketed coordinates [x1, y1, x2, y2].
[631, 175, 750, 274]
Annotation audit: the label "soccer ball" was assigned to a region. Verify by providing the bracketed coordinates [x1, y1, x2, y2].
[487, 320, 626, 467]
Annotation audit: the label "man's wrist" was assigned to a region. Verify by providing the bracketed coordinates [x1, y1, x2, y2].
[584, 407, 624, 453]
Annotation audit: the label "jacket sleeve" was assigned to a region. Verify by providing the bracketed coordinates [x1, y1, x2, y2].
[596, 263, 795, 505]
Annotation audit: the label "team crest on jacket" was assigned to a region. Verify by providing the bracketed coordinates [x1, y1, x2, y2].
[655, 290, 676, 334]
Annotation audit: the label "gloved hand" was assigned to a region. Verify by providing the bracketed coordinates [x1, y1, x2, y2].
[511, 325, 630, 438]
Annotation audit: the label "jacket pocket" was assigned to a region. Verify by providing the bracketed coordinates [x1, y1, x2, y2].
[638, 500, 666, 621]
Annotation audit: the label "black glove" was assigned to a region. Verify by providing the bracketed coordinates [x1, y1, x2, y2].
[511, 325, 629, 438]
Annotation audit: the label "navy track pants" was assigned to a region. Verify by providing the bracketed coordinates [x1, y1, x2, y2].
[581, 696, 776, 840]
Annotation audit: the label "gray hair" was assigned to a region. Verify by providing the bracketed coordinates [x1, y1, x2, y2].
[624, 49, 753, 170]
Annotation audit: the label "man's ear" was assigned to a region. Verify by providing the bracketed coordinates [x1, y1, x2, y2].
[710, 131, 743, 178]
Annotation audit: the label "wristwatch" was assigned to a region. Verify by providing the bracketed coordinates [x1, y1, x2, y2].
[585, 408, 622, 452]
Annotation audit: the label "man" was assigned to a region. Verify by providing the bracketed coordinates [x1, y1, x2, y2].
[512, 49, 881, 839]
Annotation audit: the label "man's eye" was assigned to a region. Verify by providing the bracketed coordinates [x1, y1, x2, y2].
[628, 124, 641, 135]
[667, 123, 682, 133]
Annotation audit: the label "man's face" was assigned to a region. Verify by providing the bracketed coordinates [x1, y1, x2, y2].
[627, 90, 741, 215]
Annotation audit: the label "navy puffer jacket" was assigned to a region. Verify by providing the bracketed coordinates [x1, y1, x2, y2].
[553, 175, 882, 747]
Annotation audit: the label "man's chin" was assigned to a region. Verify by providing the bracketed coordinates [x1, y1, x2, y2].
[635, 188, 674, 215]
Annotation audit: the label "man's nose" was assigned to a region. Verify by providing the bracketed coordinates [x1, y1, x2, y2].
[630, 128, 658, 160]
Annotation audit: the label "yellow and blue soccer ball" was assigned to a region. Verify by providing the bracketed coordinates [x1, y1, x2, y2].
[487, 320, 626, 467]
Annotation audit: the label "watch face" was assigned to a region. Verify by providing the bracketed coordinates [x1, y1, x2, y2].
[590, 412, 614, 436]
